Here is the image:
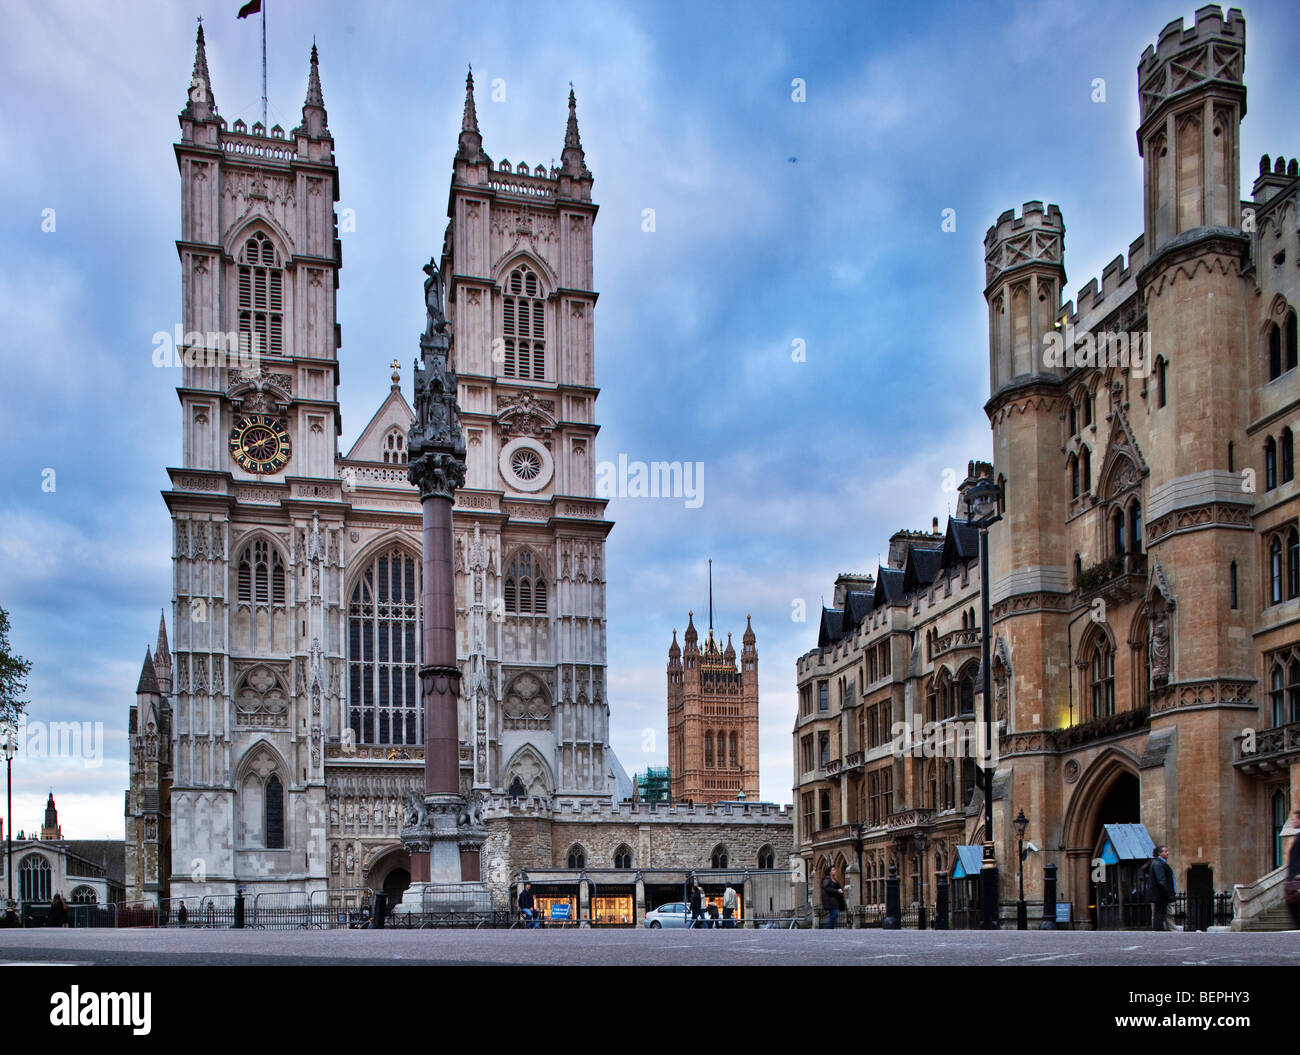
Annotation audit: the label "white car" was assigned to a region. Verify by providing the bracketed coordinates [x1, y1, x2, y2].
[644, 902, 691, 928]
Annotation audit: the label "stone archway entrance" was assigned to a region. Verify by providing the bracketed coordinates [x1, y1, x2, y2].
[366, 847, 412, 908]
[1062, 753, 1141, 929]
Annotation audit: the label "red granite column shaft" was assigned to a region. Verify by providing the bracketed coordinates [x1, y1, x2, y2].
[422, 493, 460, 797]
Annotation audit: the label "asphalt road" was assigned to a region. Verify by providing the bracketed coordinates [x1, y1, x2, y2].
[0, 926, 1296, 966]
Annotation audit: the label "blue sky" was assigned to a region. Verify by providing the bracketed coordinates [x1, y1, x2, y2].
[0, 0, 1294, 837]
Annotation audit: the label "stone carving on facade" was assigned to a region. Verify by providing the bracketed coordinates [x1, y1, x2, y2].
[1146, 559, 1175, 689]
[496, 392, 557, 441]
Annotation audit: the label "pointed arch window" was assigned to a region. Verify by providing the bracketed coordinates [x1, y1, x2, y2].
[711, 845, 729, 870]
[348, 547, 422, 745]
[1070, 454, 1080, 498]
[1289, 311, 1299, 373]
[1270, 535, 1284, 604]
[566, 845, 586, 869]
[1129, 501, 1143, 555]
[237, 538, 286, 604]
[758, 845, 776, 870]
[1081, 447, 1092, 493]
[704, 732, 714, 768]
[501, 263, 546, 380]
[1282, 428, 1294, 484]
[614, 844, 633, 869]
[1112, 508, 1126, 557]
[19, 854, 51, 902]
[383, 428, 407, 465]
[504, 551, 547, 615]
[1086, 633, 1115, 719]
[1266, 437, 1278, 491]
[238, 231, 284, 357]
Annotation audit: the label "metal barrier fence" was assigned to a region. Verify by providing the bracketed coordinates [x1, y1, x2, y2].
[308, 887, 374, 929]
[251, 891, 317, 930]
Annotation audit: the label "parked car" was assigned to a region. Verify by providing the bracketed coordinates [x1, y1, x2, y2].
[644, 902, 690, 928]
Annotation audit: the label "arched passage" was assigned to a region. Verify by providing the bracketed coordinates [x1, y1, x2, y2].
[1062, 751, 1142, 929]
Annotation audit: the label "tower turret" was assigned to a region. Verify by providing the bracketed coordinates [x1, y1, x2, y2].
[181, 22, 218, 124]
[1137, 6, 1246, 255]
[558, 87, 593, 201]
[295, 43, 330, 139]
[154, 611, 172, 697]
[984, 201, 1067, 399]
[683, 611, 699, 657]
[668, 628, 681, 669]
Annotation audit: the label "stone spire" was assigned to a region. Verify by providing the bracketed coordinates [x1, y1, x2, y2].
[456, 67, 488, 164]
[154, 612, 173, 696]
[136, 647, 159, 695]
[182, 21, 218, 121]
[684, 610, 698, 652]
[743, 613, 756, 648]
[560, 85, 592, 179]
[296, 42, 329, 138]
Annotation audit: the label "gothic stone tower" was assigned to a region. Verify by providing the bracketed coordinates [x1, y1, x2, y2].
[161, 29, 341, 899]
[442, 75, 615, 805]
[124, 617, 173, 903]
[667, 613, 759, 803]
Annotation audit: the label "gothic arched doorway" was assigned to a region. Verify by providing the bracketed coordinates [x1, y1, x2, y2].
[383, 868, 411, 907]
[366, 846, 412, 908]
[1062, 750, 1142, 929]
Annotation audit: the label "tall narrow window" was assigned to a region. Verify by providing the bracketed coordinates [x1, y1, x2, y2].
[1112, 509, 1126, 556]
[237, 539, 285, 604]
[1289, 659, 1300, 722]
[1228, 442, 1235, 472]
[1230, 561, 1239, 610]
[1266, 438, 1278, 491]
[1269, 323, 1283, 381]
[1289, 528, 1299, 600]
[1129, 501, 1143, 555]
[1270, 536, 1283, 604]
[501, 264, 546, 380]
[1069, 402, 1078, 436]
[238, 232, 284, 358]
[1084, 391, 1094, 427]
[1271, 664, 1285, 726]
[1082, 447, 1092, 493]
[264, 773, 284, 849]
[504, 551, 547, 614]
[1089, 636, 1115, 719]
[704, 732, 714, 768]
[1156, 357, 1168, 407]
[1282, 428, 1294, 484]
[1287, 311, 1299, 373]
[348, 548, 421, 745]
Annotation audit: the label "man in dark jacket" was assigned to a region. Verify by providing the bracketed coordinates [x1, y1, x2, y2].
[689, 883, 705, 929]
[517, 882, 538, 928]
[1148, 845, 1176, 931]
[821, 868, 846, 929]
[0, 899, 20, 928]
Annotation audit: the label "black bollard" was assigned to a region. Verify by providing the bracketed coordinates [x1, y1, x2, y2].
[883, 864, 901, 930]
[234, 891, 245, 929]
[1040, 862, 1057, 930]
[935, 872, 949, 930]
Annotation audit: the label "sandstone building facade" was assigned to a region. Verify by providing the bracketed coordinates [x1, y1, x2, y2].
[794, 7, 1299, 926]
[124, 29, 791, 918]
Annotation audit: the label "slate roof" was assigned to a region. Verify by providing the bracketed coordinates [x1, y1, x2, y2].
[840, 591, 874, 636]
[941, 518, 980, 565]
[902, 545, 944, 594]
[817, 607, 844, 647]
[62, 840, 126, 886]
[871, 567, 907, 609]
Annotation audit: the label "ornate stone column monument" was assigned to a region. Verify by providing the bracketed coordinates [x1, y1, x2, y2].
[399, 259, 488, 903]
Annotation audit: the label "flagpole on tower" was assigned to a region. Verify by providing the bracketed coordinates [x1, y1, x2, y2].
[261, 0, 268, 129]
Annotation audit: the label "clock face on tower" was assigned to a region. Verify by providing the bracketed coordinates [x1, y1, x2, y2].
[229, 414, 292, 474]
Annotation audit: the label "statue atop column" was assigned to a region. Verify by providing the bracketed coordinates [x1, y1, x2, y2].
[409, 257, 466, 500]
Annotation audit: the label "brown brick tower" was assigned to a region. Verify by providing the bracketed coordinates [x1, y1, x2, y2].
[668, 602, 760, 805]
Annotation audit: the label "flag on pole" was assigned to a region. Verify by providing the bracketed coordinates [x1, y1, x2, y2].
[237, 0, 261, 18]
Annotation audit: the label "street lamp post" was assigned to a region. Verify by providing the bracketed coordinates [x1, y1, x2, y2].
[914, 828, 928, 930]
[3, 728, 16, 902]
[969, 475, 1003, 930]
[1014, 808, 1029, 930]
[850, 821, 866, 909]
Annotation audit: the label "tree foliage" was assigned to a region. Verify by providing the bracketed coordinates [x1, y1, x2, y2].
[0, 607, 32, 730]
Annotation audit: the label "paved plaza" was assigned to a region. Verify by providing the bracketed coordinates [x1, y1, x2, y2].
[0, 927, 1296, 967]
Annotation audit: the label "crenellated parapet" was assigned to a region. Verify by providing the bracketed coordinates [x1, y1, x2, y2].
[1137, 6, 1245, 127]
[984, 201, 1065, 291]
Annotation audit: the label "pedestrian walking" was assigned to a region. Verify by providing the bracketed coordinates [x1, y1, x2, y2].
[689, 883, 705, 929]
[706, 897, 720, 928]
[821, 867, 846, 929]
[177, 901, 188, 928]
[1285, 809, 1300, 930]
[517, 882, 539, 929]
[1148, 845, 1177, 932]
[722, 883, 738, 928]
[0, 899, 20, 928]
[46, 893, 69, 928]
